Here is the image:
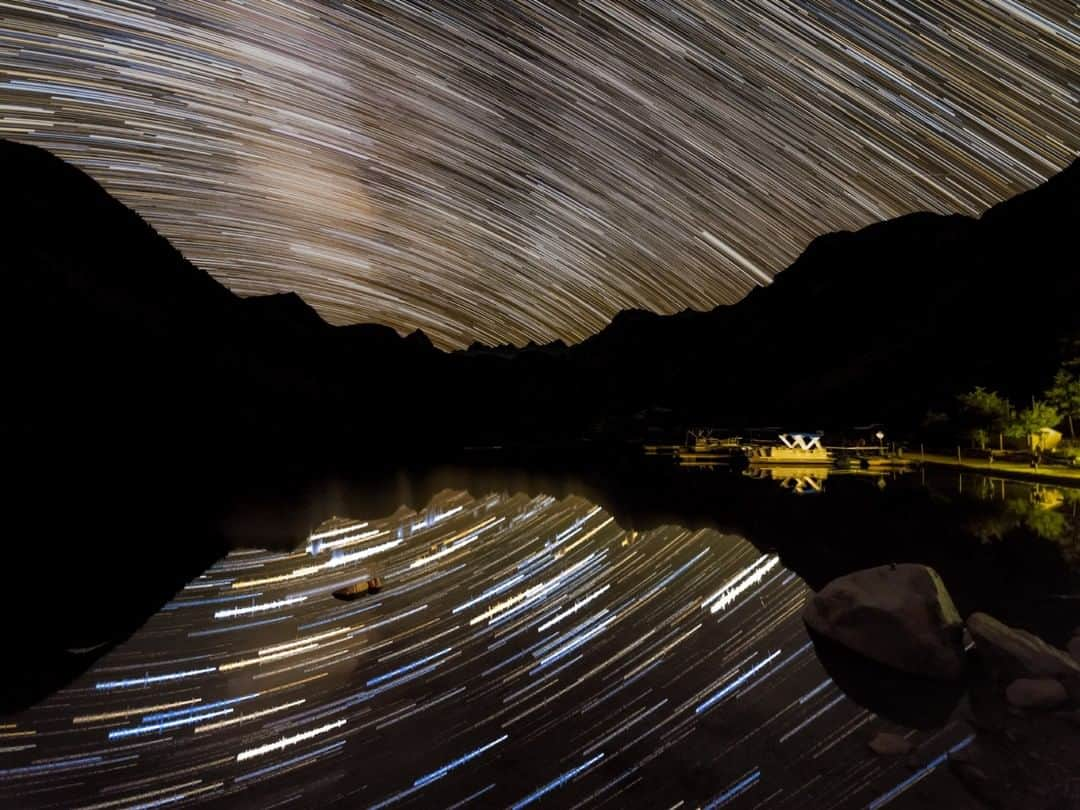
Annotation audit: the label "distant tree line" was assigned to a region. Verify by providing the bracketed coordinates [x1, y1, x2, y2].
[955, 360, 1080, 451]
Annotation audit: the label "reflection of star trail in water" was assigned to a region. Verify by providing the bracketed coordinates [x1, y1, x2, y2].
[2, 492, 972, 808]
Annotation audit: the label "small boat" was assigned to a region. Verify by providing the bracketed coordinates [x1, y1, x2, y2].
[681, 429, 742, 454]
[744, 433, 833, 466]
[333, 576, 384, 601]
[673, 429, 743, 467]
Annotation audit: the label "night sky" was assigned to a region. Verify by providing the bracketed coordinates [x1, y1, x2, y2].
[1, 2, 1077, 348]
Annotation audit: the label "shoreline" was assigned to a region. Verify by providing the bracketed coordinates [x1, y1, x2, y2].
[910, 451, 1080, 486]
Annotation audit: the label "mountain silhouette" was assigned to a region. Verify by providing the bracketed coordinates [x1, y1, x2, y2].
[450, 156, 1079, 442]
[3, 137, 1078, 456]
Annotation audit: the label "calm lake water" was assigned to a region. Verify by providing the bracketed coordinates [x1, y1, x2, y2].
[2, 463, 1077, 809]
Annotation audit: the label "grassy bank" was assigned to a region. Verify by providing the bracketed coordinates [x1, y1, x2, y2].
[909, 450, 1080, 486]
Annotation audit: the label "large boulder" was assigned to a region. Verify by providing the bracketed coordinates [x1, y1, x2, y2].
[966, 613, 1080, 681]
[803, 564, 964, 680]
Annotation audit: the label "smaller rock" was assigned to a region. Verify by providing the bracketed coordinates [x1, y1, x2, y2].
[868, 732, 913, 756]
[966, 613, 1080, 680]
[1005, 677, 1068, 710]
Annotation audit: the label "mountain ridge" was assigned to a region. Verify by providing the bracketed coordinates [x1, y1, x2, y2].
[2, 137, 1077, 454]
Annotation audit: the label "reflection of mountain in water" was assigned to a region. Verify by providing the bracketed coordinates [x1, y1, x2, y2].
[3, 491, 977, 809]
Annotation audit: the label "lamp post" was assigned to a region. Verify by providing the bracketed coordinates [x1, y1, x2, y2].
[875, 430, 885, 456]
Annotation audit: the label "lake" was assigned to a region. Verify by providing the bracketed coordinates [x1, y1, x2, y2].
[1, 461, 1077, 809]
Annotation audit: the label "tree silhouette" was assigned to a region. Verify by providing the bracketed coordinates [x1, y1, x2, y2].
[956, 387, 1013, 449]
[1046, 368, 1080, 439]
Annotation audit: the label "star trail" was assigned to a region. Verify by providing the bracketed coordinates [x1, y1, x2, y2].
[0, 1, 1077, 348]
[0, 491, 977, 808]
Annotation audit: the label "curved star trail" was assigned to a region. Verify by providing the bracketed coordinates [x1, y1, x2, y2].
[1, 491, 977, 808]
[0, 1, 1077, 348]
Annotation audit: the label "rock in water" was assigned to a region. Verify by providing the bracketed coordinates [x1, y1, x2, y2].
[868, 732, 913, 756]
[966, 613, 1080, 680]
[1005, 677, 1068, 710]
[802, 564, 964, 680]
